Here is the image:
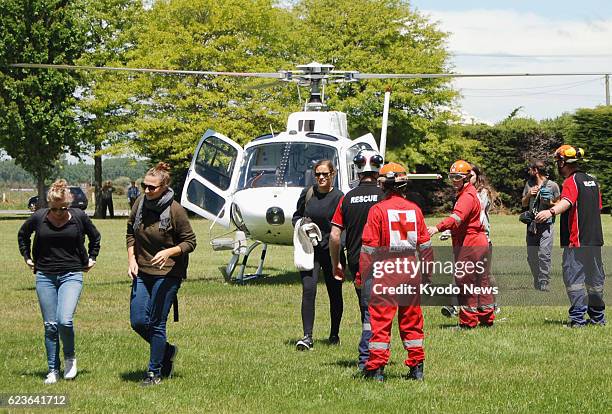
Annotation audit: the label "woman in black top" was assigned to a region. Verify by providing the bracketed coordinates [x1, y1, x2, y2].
[292, 160, 344, 350]
[18, 180, 101, 384]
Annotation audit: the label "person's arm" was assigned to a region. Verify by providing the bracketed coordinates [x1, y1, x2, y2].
[416, 209, 434, 282]
[291, 187, 308, 227]
[126, 206, 138, 279]
[17, 213, 38, 272]
[428, 193, 472, 236]
[79, 211, 101, 271]
[329, 197, 345, 280]
[358, 208, 381, 288]
[521, 182, 532, 208]
[535, 199, 571, 223]
[151, 204, 197, 268]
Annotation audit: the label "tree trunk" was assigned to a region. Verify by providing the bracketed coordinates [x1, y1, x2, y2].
[37, 175, 47, 209]
[93, 143, 104, 218]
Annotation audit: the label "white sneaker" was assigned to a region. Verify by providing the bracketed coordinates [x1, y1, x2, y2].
[44, 370, 59, 384]
[64, 358, 77, 380]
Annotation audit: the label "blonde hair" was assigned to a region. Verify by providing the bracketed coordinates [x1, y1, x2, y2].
[145, 162, 171, 186]
[47, 179, 73, 204]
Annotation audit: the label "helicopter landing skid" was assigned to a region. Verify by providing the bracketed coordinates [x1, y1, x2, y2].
[222, 241, 268, 284]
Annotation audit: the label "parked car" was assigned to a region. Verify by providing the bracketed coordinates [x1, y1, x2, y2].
[28, 186, 89, 211]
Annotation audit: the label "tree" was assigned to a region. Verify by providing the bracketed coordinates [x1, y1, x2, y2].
[292, 0, 459, 169]
[0, 0, 88, 203]
[77, 0, 144, 217]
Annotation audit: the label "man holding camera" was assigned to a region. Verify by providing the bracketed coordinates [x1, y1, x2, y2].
[521, 160, 560, 291]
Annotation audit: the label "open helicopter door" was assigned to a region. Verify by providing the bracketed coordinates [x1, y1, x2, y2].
[181, 129, 243, 228]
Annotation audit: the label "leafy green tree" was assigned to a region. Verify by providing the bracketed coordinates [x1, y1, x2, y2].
[292, 0, 459, 169]
[78, 0, 144, 217]
[0, 0, 88, 203]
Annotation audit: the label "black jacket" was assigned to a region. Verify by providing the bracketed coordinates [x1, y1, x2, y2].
[18, 208, 101, 266]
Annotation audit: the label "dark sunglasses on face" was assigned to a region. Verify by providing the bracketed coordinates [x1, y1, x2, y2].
[50, 206, 68, 212]
[315, 172, 331, 178]
[141, 183, 161, 191]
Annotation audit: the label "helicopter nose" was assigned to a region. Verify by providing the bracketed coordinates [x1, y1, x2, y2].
[266, 207, 285, 225]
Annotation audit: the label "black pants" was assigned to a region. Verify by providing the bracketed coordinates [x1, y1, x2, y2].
[101, 197, 114, 219]
[300, 247, 343, 337]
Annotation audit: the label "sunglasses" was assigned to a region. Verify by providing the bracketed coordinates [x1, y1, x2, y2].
[353, 153, 384, 168]
[314, 172, 331, 178]
[141, 183, 161, 191]
[448, 173, 467, 181]
[49, 206, 68, 212]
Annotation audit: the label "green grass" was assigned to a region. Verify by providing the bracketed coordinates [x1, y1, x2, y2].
[0, 215, 611, 413]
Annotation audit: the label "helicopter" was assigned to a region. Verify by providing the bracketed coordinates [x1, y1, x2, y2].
[178, 62, 443, 282]
[10, 62, 604, 282]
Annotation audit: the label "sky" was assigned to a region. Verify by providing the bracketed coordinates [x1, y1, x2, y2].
[410, 0, 612, 123]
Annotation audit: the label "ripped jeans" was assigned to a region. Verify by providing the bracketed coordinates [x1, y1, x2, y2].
[35, 271, 83, 372]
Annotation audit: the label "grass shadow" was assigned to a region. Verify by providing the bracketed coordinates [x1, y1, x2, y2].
[120, 370, 146, 383]
[18, 369, 91, 378]
[247, 271, 301, 286]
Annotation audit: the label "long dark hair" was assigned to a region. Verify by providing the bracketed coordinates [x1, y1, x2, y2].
[470, 163, 499, 209]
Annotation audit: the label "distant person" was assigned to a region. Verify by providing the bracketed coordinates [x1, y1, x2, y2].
[535, 145, 606, 327]
[522, 160, 560, 291]
[292, 159, 344, 351]
[100, 180, 115, 219]
[127, 180, 140, 210]
[18, 179, 101, 384]
[329, 150, 384, 370]
[127, 162, 197, 386]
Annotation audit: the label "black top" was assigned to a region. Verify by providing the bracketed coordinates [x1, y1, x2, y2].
[292, 185, 344, 251]
[18, 208, 101, 275]
[331, 181, 384, 274]
[560, 171, 603, 247]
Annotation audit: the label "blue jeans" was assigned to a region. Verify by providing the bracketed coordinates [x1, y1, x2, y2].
[35, 271, 83, 372]
[130, 275, 181, 375]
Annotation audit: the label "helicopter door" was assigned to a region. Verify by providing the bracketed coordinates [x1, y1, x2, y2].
[181, 129, 243, 227]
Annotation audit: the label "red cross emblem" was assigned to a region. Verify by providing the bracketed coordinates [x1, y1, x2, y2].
[390, 212, 416, 240]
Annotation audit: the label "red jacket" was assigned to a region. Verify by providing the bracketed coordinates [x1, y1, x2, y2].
[436, 183, 487, 247]
[358, 194, 433, 286]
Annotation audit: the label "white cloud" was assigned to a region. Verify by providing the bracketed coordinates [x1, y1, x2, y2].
[419, 9, 612, 122]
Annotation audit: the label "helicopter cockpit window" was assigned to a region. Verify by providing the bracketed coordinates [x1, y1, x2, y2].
[194, 135, 237, 191]
[347, 142, 374, 189]
[237, 143, 338, 190]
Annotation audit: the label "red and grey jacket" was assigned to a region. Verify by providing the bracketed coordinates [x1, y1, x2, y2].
[436, 182, 487, 247]
[358, 194, 433, 287]
[560, 171, 603, 247]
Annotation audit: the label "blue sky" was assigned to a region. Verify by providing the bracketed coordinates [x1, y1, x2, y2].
[410, 1, 612, 123]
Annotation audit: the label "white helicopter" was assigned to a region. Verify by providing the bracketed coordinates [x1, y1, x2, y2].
[178, 62, 441, 282]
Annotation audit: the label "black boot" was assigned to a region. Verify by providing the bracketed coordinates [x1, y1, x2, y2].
[363, 366, 385, 382]
[407, 362, 424, 381]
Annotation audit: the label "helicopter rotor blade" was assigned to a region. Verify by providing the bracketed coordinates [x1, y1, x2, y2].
[9, 63, 285, 79]
[354, 72, 609, 80]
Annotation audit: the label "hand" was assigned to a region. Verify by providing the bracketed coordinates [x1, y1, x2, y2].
[84, 259, 96, 272]
[529, 185, 540, 196]
[439, 230, 451, 241]
[333, 263, 345, 281]
[128, 258, 139, 280]
[25, 258, 35, 273]
[535, 210, 552, 223]
[427, 226, 439, 236]
[151, 249, 172, 269]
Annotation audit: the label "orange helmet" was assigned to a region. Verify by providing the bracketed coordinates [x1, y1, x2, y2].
[555, 145, 584, 163]
[379, 162, 406, 176]
[449, 160, 471, 174]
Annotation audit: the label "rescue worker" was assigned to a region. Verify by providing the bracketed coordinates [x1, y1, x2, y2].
[359, 166, 433, 381]
[535, 145, 605, 327]
[330, 150, 385, 370]
[428, 160, 495, 329]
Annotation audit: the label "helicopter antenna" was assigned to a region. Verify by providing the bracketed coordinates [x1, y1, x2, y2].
[380, 87, 391, 158]
[269, 124, 275, 139]
[296, 83, 302, 107]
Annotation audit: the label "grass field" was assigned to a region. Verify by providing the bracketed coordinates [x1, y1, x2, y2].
[0, 215, 610, 413]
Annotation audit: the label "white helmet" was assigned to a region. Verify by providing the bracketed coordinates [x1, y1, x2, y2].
[353, 150, 383, 174]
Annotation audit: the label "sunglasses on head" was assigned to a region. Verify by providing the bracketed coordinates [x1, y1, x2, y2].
[315, 172, 331, 178]
[141, 183, 161, 191]
[448, 173, 467, 181]
[353, 153, 384, 168]
[49, 206, 68, 212]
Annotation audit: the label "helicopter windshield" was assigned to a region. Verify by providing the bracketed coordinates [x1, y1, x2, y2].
[237, 142, 339, 190]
